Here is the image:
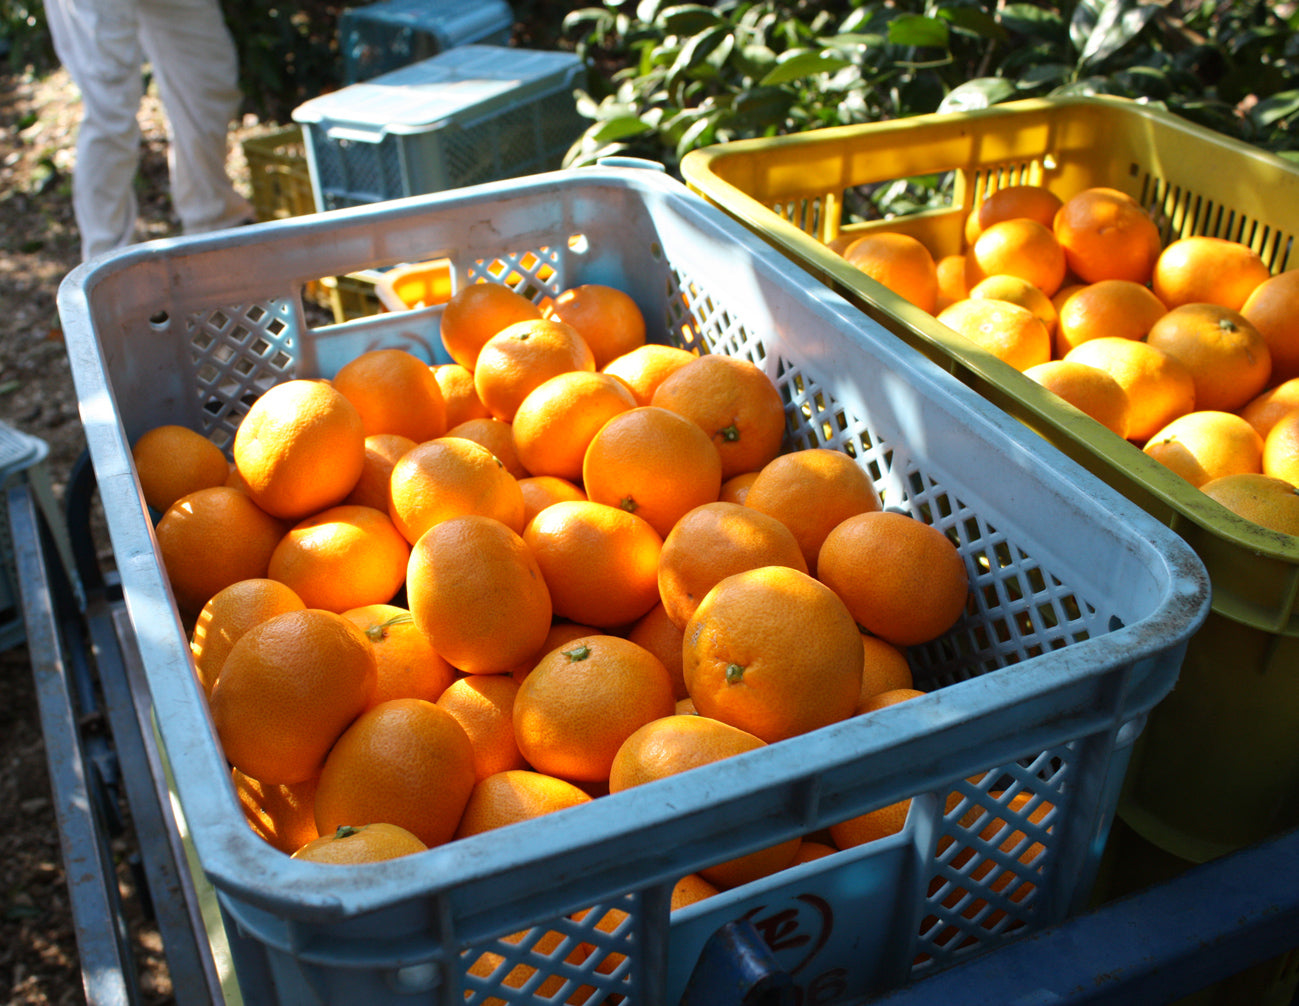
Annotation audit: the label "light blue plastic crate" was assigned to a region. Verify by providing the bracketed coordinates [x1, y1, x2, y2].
[339, 0, 514, 84]
[293, 45, 587, 210]
[56, 168, 1209, 1004]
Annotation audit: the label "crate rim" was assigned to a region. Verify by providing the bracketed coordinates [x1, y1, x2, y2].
[680, 94, 1299, 578]
[56, 165, 1210, 924]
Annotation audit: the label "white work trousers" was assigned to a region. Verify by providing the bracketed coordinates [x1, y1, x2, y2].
[45, 0, 254, 260]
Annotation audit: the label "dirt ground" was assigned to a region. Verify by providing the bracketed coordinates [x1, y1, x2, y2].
[0, 60, 323, 1006]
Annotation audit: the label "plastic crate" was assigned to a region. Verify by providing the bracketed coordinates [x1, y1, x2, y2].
[339, 0, 514, 84]
[292, 45, 587, 211]
[242, 126, 316, 222]
[680, 95, 1299, 865]
[56, 167, 1208, 1005]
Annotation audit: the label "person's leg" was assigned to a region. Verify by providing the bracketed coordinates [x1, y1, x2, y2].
[136, 0, 253, 235]
[43, 0, 146, 260]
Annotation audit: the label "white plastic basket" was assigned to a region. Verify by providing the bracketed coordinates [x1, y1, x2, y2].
[293, 45, 587, 210]
[57, 168, 1209, 1005]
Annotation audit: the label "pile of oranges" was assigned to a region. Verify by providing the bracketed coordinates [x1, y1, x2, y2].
[132, 278, 974, 900]
[837, 184, 1299, 537]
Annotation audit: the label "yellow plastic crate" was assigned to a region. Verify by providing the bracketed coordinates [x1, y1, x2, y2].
[682, 95, 1299, 864]
[242, 125, 316, 222]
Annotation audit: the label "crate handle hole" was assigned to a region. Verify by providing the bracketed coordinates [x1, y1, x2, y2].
[149, 310, 170, 329]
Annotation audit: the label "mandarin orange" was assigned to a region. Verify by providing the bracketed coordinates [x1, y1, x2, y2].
[683, 565, 863, 743]
[313, 697, 476, 848]
[582, 405, 723, 539]
[406, 514, 553, 675]
[514, 635, 676, 782]
[210, 608, 377, 785]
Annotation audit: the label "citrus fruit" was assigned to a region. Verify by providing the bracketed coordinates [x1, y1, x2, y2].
[313, 697, 476, 849]
[1063, 337, 1197, 442]
[858, 634, 914, 706]
[935, 298, 1051, 372]
[342, 433, 416, 512]
[445, 416, 529, 479]
[1142, 410, 1264, 488]
[1145, 303, 1271, 413]
[818, 510, 970, 647]
[1263, 410, 1299, 487]
[857, 687, 927, 714]
[1200, 472, 1299, 535]
[233, 767, 319, 855]
[232, 378, 366, 521]
[506, 619, 602, 683]
[683, 565, 863, 743]
[1151, 235, 1272, 311]
[522, 500, 663, 628]
[968, 184, 1063, 242]
[829, 799, 911, 851]
[742, 448, 882, 574]
[842, 231, 939, 313]
[155, 485, 290, 617]
[292, 823, 428, 863]
[388, 436, 526, 544]
[718, 471, 760, 506]
[1240, 378, 1299, 438]
[440, 282, 543, 372]
[512, 369, 637, 480]
[341, 603, 457, 708]
[582, 405, 723, 538]
[608, 713, 765, 793]
[132, 424, 230, 513]
[1052, 187, 1163, 284]
[268, 504, 410, 613]
[433, 362, 493, 428]
[542, 284, 647, 369]
[650, 353, 787, 479]
[514, 635, 676, 782]
[601, 343, 698, 406]
[517, 475, 587, 525]
[1022, 359, 1132, 439]
[454, 769, 593, 838]
[209, 608, 377, 785]
[436, 675, 528, 782]
[406, 514, 553, 675]
[965, 218, 1066, 296]
[1053, 278, 1168, 357]
[658, 501, 807, 630]
[473, 317, 596, 422]
[672, 874, 721, 910]
[191, 577, 305, 697]
[332, 347, 447, 442]
[627, 601, 688, 701]
[1241, 268, 1299, 386]
[934, 254, 968, 312]
[967, 274, 1058, 335]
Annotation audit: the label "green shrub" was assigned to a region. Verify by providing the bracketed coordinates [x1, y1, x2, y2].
[559, 0, 1299, 177]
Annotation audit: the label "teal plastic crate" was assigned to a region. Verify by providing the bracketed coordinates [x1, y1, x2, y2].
[293, 45, 587, 210]
[339, 0, 514, 84]
[56, 168, 1208, 1004]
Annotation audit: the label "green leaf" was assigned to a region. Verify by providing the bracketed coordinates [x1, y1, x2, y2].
[759, 50, 854, 86]
[939, 77, 1018, 112]
[939, 6, 1009, 42]
[659, 4, 723, 36]
[589, 114, 655, 144]
[1072, 0, 1158, 68]
[672, 24, 729, 75]
[675, 113, 719, 160]
[888, 14, 950, 49]
[1252, 90, 1299, 128]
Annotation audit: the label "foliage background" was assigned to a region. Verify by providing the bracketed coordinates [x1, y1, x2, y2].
[3, 1, 1297, 169]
